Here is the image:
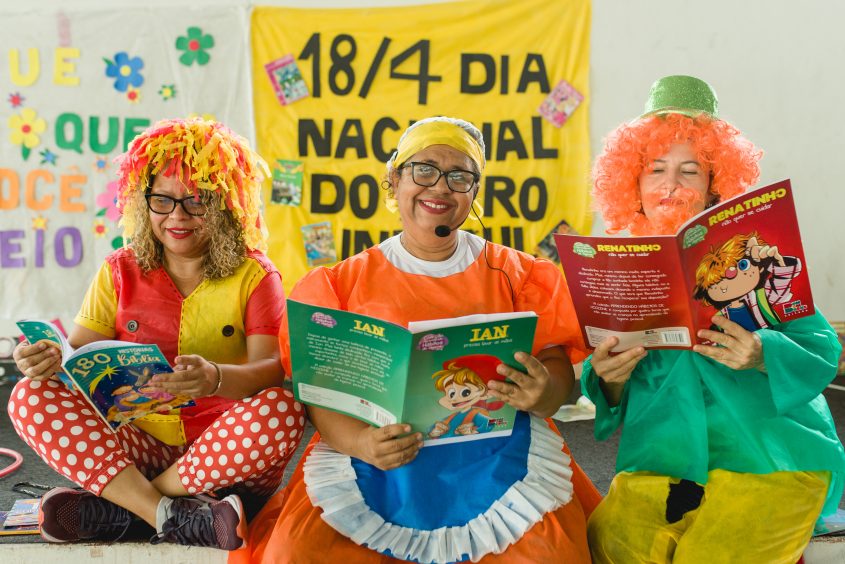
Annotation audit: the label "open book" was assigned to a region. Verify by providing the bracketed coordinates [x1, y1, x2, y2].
[16, 319, 194, 431]
[555, 179, 814, 351]
[288, 299, 538, 446]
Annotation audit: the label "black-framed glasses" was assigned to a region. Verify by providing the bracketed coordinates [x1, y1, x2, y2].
[400, 162, 479, 193]
[144, 193, 209, 216]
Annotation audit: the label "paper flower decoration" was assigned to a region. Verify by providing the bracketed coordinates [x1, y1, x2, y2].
[94, 156, 109, 172]
[104, 52, 144, 92]
[176, 27, 214, 66]
[158, 84, 177, 100]
[92, 219, 108, 238]
[126, 87, 141, 104]
[96, 180, 122, 222]
[39, 148, 58, 165]
[8, 108, 47, 161]
[8, 92, 24, 108]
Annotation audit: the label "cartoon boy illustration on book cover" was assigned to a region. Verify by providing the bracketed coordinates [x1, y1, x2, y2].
[692, 232, 802, 332]
[427, 354, 507, 439]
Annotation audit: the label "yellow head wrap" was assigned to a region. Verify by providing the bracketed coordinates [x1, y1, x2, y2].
[392, 119, 485, 173]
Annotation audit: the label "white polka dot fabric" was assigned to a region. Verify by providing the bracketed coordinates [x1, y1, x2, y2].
[7, 380, 305, 497]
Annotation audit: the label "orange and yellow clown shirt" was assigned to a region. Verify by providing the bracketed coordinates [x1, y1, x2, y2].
[74, 247, 284, 446]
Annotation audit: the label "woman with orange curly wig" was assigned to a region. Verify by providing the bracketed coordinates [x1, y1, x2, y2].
[581, 76, 844, 563]
[592, 91, 761, 236]
[9, 118, 305, 551]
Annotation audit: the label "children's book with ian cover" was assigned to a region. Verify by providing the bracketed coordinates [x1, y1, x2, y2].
[16, 320, 194, 431]
[555, 179, 814, 351]
[288, 299, 538, 447]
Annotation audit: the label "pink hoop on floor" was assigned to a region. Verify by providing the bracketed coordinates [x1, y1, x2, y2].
[0, 448, 23, 479]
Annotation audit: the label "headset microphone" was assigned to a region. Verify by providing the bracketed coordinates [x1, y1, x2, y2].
[434, 207, 473, 238]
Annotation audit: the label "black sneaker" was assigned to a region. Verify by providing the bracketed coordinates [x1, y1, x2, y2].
[150, 494, 246, 551]
[39, 487, 133, 542]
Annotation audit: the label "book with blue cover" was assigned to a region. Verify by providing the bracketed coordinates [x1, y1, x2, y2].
[16, 319, 194, 431]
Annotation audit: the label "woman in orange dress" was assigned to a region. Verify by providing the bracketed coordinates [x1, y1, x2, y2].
[232, 116, 600, 563]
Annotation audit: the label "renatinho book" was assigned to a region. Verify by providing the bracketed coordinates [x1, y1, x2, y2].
[555, 179, 814, 351]
[16, 319, 195, 431]
[288, 299, 538, 447]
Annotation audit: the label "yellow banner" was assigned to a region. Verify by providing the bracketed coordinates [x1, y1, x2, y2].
[252, 0, 592, 290]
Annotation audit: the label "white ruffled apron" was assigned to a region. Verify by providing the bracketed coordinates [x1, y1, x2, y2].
[303, 411, 574, 563]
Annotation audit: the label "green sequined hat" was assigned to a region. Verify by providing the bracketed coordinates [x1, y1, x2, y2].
[641, 75, 719, 119]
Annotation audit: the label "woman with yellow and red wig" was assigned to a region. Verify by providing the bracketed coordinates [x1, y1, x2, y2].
[583, 75, 844, 563]
[232, 116, 601, 563]
[9, 118, 305, 551]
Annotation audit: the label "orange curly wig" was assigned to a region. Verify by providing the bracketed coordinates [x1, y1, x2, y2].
[592, 113, 762, 235]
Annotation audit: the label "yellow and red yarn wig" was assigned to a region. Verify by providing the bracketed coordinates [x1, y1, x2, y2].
[115, 118, 270, 251]
[592, 113, 762, 236]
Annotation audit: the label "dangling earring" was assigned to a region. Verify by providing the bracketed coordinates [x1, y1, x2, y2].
[385, 186, 399, 214]
[382, 179, 399, 214]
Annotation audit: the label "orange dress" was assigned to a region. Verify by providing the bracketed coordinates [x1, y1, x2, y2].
[231, 243, 601, 563]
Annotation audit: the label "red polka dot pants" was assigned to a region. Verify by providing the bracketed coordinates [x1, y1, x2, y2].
[7, 378, 305, 497]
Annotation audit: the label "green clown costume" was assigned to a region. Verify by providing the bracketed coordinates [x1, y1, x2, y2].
[583, 75, 845, 563]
